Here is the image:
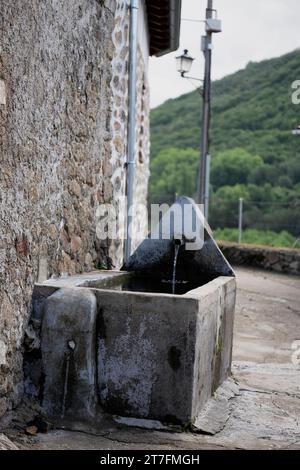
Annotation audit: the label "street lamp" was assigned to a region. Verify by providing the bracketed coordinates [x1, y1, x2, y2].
[176, 49, 195, 77]
[176, 49, 203, 84]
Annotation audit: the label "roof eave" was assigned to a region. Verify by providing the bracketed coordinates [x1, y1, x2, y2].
[147, 0, 181, 57]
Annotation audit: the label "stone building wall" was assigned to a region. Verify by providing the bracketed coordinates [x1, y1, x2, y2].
[0, 0, 151, 418]
[108, 0, 150, 266]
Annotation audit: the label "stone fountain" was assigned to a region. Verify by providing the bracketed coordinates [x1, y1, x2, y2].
[25, 197, 236, 426]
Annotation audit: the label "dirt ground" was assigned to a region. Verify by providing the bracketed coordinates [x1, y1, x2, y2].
[2, 267, 300, 450]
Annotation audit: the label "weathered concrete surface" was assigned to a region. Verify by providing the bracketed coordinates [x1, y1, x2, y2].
[0, 433, 19, 450]
[233, 266, 300, 363]
[18, 267, 300, 450]
[193, 378, 239, 435]
[189, 278, 236, 419]
[96, 290, 199, 423]
[25, 268, 236, 424]
[41, 289, 97, 418]
[95, 276, 235, 423]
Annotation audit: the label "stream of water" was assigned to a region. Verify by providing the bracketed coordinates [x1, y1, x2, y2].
[172, 244, 180, 294]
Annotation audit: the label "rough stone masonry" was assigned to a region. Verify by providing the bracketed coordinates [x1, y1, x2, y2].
[0, 0, 150, 418]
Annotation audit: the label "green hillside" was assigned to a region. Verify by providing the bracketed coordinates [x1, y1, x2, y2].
[150, 50, 300, 244]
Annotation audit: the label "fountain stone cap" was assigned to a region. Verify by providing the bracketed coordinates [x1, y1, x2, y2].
[123, 196, 235, 281]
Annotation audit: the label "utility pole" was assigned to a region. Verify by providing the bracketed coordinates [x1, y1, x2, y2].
[238, 198, 243, 244]
[204, 153, 211, 219]
[178, 2, 221, 218]
[197, 0, 215, 216]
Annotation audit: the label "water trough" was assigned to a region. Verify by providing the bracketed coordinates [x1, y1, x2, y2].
[25, 198, 236, 426]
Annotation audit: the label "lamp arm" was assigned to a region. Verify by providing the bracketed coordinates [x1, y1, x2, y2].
[181, 73, 203, 82]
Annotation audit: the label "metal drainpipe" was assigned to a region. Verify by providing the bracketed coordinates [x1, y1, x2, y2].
[125, 0, 139, 262]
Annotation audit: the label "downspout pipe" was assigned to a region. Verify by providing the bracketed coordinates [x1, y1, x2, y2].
[125, 0, 139, 262]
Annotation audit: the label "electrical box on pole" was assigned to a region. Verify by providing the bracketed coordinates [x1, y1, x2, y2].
[206, 18, 222, 33]
[201, 36, 210, 52]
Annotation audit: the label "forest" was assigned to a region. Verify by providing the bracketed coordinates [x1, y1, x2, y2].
[150, 50, 300, 246]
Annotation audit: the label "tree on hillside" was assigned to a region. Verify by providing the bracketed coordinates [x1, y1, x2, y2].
[149, 147, 198, 204]
[210, 148, 263, 189]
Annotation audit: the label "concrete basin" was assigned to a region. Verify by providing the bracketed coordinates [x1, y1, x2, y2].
[30, 270, 235, 424]
[25, 198, 236, 425]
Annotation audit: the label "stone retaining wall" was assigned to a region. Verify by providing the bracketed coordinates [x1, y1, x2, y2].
[218, 241, 300, 276]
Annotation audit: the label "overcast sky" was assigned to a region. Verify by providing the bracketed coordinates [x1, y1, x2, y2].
[149, 0, 300, 108]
